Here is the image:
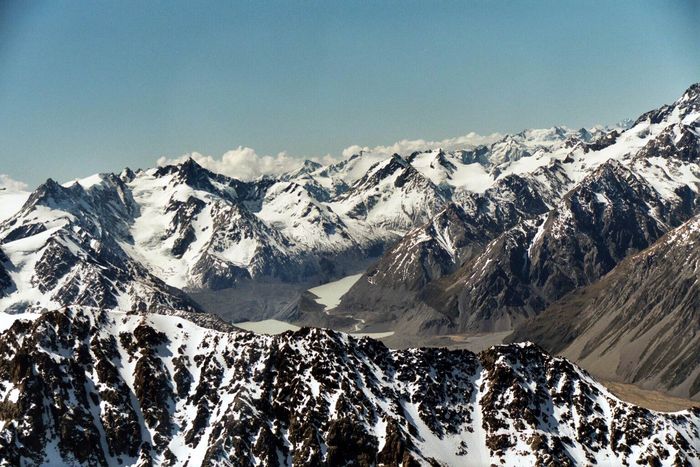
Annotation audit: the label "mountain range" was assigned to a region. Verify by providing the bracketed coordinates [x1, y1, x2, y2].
[0, 84, 699, 464]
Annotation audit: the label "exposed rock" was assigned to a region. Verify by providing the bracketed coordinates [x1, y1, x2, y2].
[509, 214, 700, 400]
[0, 307, 696, 466]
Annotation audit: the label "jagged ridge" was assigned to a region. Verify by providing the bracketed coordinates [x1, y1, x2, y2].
[0, 307, 697, 466]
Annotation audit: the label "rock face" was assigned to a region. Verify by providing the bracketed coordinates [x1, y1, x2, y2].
[421, 158, 694, 332]
[0, 307, 697, 466]
[508, 214, 700, 401]
[338, 166, 566, 318]
[341, 166, 566, 322]
[0, 249, 14, 297]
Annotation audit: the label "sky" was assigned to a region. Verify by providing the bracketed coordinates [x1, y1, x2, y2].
[0, 0, 698, 188]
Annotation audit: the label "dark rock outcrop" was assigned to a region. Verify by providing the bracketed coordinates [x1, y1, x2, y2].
[0, 307, 697, 466]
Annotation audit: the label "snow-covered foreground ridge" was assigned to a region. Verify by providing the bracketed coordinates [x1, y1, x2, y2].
[0, 307, 697, 466]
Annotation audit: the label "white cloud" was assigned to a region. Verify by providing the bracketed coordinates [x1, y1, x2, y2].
[341, 131, 503, 159]
[157, 147, 343, 180]
[156, 131, 503, 179]
[0, 174, 28, 192]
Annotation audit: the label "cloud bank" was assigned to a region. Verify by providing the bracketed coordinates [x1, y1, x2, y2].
[156, 131, 503, 180]
[0, 174, 28, 192]
[157, 147, 340, 180]
[342, 131, 502, 159]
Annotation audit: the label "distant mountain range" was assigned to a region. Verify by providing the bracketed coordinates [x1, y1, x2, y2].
[335, 83, 700, 401]
[0, 110, 634, 318]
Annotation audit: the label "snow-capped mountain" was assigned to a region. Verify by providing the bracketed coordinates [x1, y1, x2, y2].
[0, 158, 390, 315]
[335, 83, 700, 339]
[0, 117, 606, 317]
[330, 154, 449, 231]
[420, 157, 694, 331]
[337, 162, 571, 324]
[0, 306, 697, 466]
[0, 176, 198, 314]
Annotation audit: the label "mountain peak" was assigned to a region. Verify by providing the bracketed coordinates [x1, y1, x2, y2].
[281, 159, 323, 181]
[26, 177, 77, 209]
[680, 82, 700, 102]
[181, 155, 202, 168]
[120, 167, 136, 182]
[301, 159, 322, 170]
[677, 82, 700, 116]
[153, 156, 207, 178]
[389, 153, 408, 165]
[153, 157, 228, 194]
[177, 157, 209, 180]
[633, 83, 700, 127]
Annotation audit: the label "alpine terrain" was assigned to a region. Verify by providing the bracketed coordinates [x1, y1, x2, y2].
[0, 307, 697, 466]
[0, 84, 699, 466]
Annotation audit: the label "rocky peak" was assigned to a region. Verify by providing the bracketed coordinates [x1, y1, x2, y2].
[583, 129, 620, 152]
[633, 104, 672, 126]
[458, 145, 490, 165]
[345, 154, 409, 193]
[120, 167, 136, 183]
[551, 125, 568, 139]
[280, 159, 323, 182]
[487, 173, 550, 217]
[25, 178, 80, 211]
[432, 149, 457, 172]
[633, 83, 700, 127]
[678, 82, 700, 113]
[577, 127, 593, 142]
[173, 158, 216, 187]
[636, 123, 700, 163]
[386, 152, 409, 170]
[154, 158, 244, 203]
[300, 159, 322, 172]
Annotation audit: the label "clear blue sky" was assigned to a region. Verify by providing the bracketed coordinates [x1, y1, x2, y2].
[1, 0, 698, 187]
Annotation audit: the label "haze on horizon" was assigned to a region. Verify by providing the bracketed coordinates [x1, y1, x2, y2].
[0, 0, 698, 187]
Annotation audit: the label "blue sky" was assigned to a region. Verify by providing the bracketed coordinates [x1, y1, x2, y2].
[0, 0, 698, 186]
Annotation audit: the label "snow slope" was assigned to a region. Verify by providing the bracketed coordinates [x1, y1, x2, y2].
[0, 189, 29, 222]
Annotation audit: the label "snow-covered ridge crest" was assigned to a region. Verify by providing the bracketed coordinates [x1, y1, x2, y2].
[0, 175, 30, 224]
[0, 306, 697, 466]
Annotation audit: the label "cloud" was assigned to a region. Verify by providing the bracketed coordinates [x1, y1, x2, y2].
[0, 174, 28, 191]
[157, 147, 344, 180]
[156, 131, 503, 179]
[341, 131, 503, 159]
[158, 148, 293, 179]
